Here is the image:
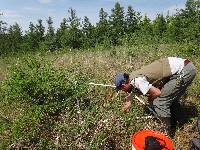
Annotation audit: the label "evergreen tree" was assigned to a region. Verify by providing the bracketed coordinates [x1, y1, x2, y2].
[166, 16, 183, 42]
[24, 20, 45, 51]
[46, 17, 54, 40]
[0, 13, 8, 54]
[25, 22, 38, 50]
[152, 14, 167, 38]
[96, 8, 110, 45]
[99, 8, 108, 24]
[177, 0, 200, 42]
[109, 2, 125, 45]
[56, 18, 69, 49]
[141, 15, 153, 35]
[63, 8, 81, 49]
[45, 17, 56, 51]
[82, 16, 95, 48]
[7, 23, 23, 52]
[36, 19, 45, 42]
[0, 13, 7, 34]
[125, 5, 141, 33]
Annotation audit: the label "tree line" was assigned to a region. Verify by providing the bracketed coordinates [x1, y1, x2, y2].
[0, 0, 199, 54]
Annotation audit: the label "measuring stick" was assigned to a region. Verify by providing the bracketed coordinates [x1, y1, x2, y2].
[89, 82, 116, 88]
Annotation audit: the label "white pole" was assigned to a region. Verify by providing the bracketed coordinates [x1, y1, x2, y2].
[134, 95, 146, 105]
[89, 82, 116, 88]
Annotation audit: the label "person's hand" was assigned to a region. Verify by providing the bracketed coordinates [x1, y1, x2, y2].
[122, 100, 131, 112]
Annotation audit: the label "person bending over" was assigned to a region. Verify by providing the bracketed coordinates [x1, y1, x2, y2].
[114, 57, 196, 134]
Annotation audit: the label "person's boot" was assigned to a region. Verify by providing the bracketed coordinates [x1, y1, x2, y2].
[159, 117, 172, 136]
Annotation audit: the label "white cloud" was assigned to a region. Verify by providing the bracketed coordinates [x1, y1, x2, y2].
[38, 0, 64, 4]
[166, 4, 185, 15]
[23, 7, 40, 11]
[38, 0, 53, 4]
[140, 3, 186, 20]
[104, 0, 124, 1]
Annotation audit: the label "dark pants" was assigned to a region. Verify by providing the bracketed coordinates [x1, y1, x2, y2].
[153, 62, 196, 118]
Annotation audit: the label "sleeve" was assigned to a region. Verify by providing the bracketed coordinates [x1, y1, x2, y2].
[130, 77, 152, 95]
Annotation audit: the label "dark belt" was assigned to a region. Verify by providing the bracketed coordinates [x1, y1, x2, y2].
[184, 59, 190, 66]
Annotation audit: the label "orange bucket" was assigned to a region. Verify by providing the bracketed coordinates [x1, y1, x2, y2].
[131, 130, 173, 150]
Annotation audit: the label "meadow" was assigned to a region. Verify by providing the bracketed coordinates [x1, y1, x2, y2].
[0, 42, 199, 149]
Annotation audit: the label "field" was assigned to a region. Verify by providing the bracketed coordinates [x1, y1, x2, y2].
[0, 43, 200, 149]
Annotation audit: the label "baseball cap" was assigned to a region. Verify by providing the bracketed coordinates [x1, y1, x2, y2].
[114, 73, 127, 91]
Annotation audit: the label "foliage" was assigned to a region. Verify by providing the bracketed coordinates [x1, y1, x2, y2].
[109, 2, 125, 45]
[44, 17, 57, 51]
[152, 14, 167, 38]
[64, 8, 82, 49]
[95, 8, 111, 47]
[81, 16, 96, 48]
[0, 42, 200, 149]
[0, 1, 200, 148]
[56, 18, 68, 49]
[2, 57, 87, 106]
[0, 0, 200, 53]
[6, 23, 23, 53]
[0, 55, 93, 149]
[125, 5, 141, 33]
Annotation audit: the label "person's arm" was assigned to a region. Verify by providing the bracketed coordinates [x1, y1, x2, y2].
[131, 77, 161, 101]
[122, 93, 133, 112]
[147, 86, 161, 101]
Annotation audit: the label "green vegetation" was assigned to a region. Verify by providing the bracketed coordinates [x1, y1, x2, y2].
[0, 0, 200, 54]
[0, 0, 200, 149]
[0, 43, 199, 149]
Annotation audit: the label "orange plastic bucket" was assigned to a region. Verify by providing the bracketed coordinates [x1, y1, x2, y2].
[131, 130, 173, 150]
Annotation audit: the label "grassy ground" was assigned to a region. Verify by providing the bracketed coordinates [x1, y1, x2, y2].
[0, 43, 200, 149]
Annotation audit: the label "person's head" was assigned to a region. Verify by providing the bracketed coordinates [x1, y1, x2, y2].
[114, 73, 133, 93]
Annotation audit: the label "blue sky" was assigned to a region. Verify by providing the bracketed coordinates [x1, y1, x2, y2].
[0, 0, 187, 31]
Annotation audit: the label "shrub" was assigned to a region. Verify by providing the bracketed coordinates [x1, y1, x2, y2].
[1, 57, 88, 107]
[0, 56, 91, 148]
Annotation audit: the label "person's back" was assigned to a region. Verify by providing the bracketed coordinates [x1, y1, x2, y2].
[130, 57, 171, 84]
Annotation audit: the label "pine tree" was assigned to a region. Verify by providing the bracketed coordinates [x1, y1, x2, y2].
[166, 16, 183, 42]
[56, 18, 69, 49]
[36, 19, 45, 42]
[46, 17, 54, 40]
[152, 14, 167, 38]
[177, 0, 200, 42]
[64, 8, 82, 49]
[45, 17, 56, 51]
[109, 2, 125, 45]
[7, 23, 23, 52]
[96, 8, 110, 45]
[82, 16, 95, 48]
[25, 22, 38, 50]
[24, 20, 45, 51]
[125, 5, 141, 33]
[0, 13, 7, 34]
[141, 15, 153, 35]
[0, 13, 8, 54]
